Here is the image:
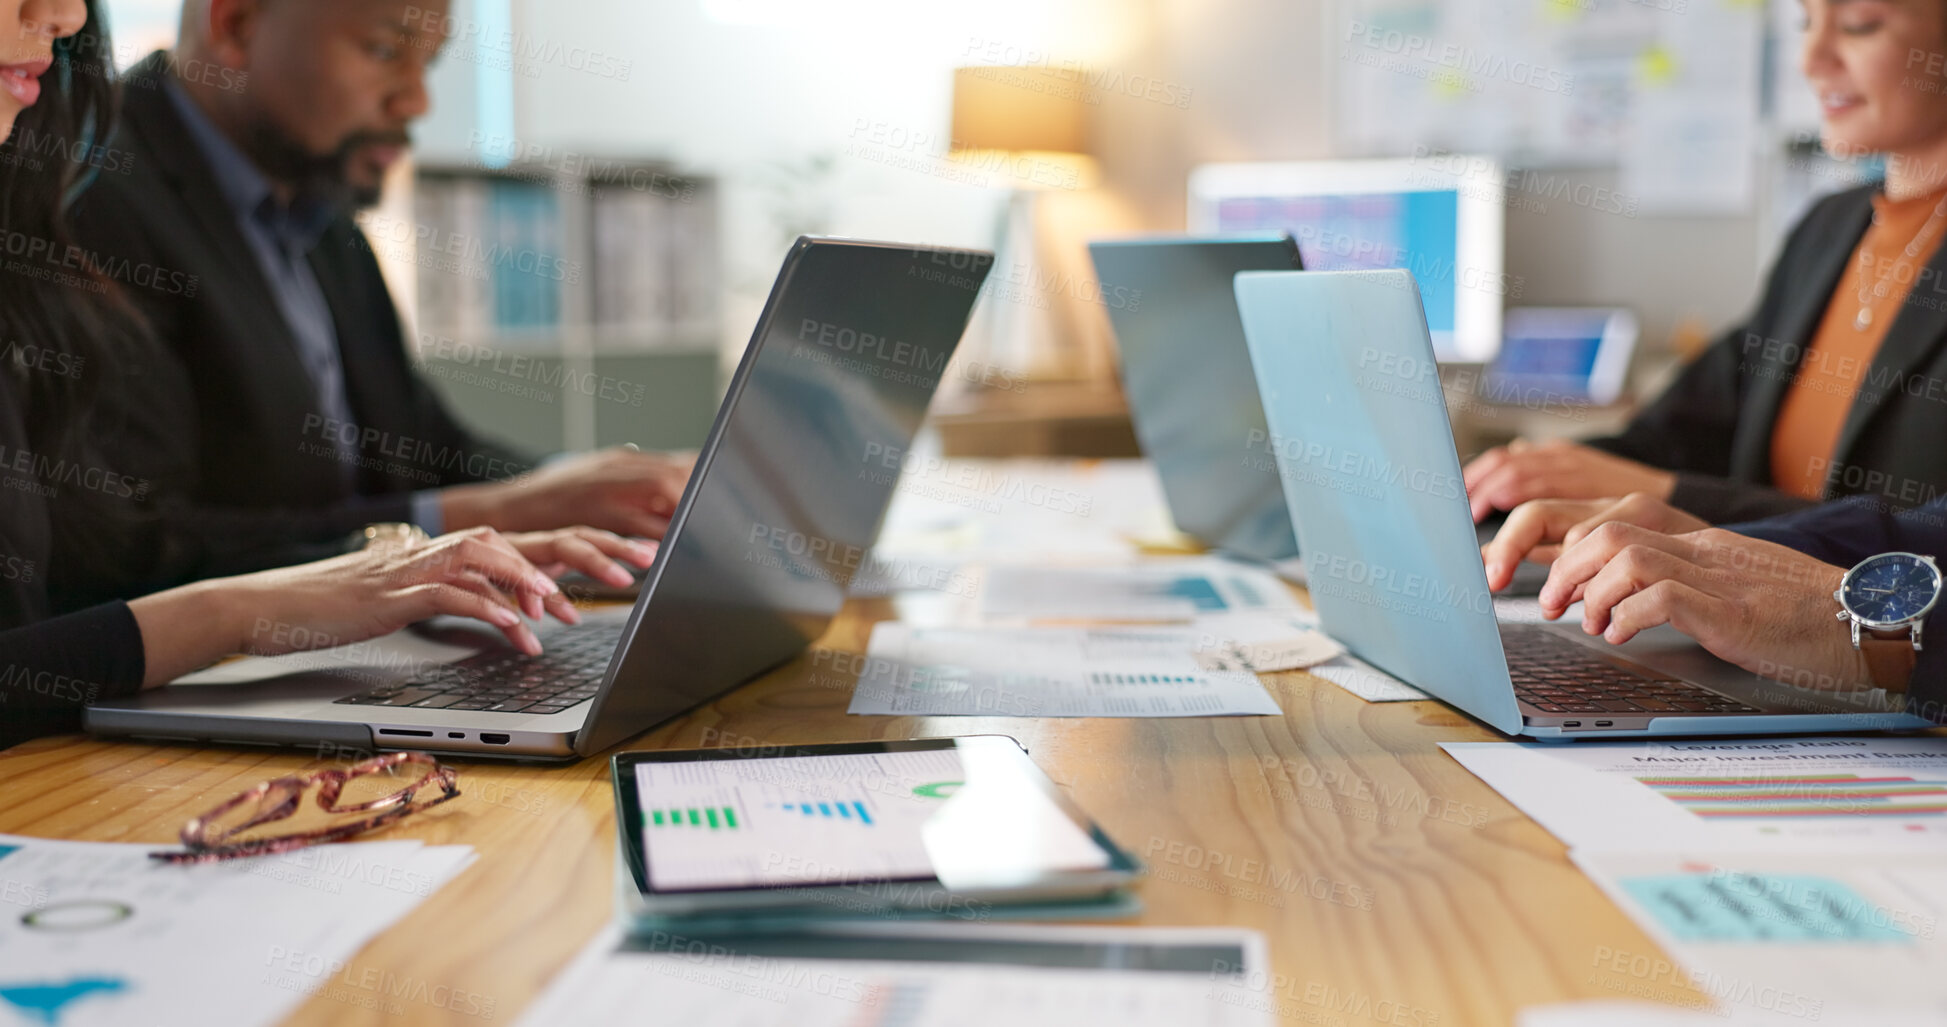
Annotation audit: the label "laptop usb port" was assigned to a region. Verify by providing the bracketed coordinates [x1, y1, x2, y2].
[1562, 721, 1581, 727]
[1595, 720, 1614, 728]
[480, 733, 512, 745]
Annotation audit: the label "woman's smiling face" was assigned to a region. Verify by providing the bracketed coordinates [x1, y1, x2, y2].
[1802, 0, 1947, 164]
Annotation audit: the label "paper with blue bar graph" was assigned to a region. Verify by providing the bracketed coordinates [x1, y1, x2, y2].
[1446, 738, 1947, 1018]
[975, 557, 1300, 623]
[1563, 849, 1947, 1017]
[846, 620, 1310, 717]
[632, 748, 1108, 892]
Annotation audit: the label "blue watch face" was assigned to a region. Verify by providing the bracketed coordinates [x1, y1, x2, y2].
[1842, 554, 1941, 625]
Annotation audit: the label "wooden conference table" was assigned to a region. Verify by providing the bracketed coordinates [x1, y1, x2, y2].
[3, 462, 1919, 1026]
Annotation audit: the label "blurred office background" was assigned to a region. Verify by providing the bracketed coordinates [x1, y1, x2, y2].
[102, 0, 1873, 456]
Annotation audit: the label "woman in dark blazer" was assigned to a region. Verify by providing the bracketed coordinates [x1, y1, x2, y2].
[0, 0, 653, 750]
[1465, 0, 1947, 526]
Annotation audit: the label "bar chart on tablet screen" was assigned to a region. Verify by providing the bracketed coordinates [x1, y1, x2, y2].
[634, 749, 965, 891]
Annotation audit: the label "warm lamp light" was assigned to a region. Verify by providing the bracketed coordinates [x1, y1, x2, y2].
[949, 66, 1100, 190]
[946, 65, 1102, 383]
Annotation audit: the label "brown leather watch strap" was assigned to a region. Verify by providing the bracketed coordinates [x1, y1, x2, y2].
[1861, 634, 1918, 693]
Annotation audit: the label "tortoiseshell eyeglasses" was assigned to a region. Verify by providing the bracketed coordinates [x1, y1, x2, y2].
[150, 752, 460, 865]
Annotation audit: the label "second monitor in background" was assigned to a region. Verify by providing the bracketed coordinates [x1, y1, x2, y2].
[1486, 307, 1639, 408]
[1187, 156, 1506, 363]
[1089, 234, 1304, 563]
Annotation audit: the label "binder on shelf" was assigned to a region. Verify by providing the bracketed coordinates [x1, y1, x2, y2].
[591, 180, 674, 345]
[666, 179, 720, 346]
[486, 178, 565, 335]
[408, 160, 718, 355]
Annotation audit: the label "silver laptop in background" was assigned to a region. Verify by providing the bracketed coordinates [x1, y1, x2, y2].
[86, 238, 996, 760]
[1088, 235, 1303, 563]
[1088, 234, 1548, 592]
[1234, 269, 1928, 740]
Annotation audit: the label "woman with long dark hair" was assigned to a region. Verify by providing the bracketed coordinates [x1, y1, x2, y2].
[0, 0, 653, 749]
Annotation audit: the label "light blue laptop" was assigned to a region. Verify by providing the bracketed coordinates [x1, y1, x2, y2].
[1233, 269, 1927, 739]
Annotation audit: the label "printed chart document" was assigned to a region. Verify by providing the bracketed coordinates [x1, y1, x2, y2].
[517, 923, 1273, 1026]
[847, 622, 1290, 717]
[859, 458, 1177, 589]
[0, 834, 474, 1027]
[977, 558, 1299, 623]
[1553, 850, 1947, 1021]
[1450, 737, 1947, 1020]
[1441, 737, 1947, 853]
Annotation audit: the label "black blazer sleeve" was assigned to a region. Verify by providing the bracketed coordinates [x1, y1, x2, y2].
[1585, 323, 1746, 478]
[1584, 325, 1817, 522]
[56, 63, 549, 600]
[60, 164, 414, 587]
[1581, 187, 1884, 525]
[0, 602, 146, 750]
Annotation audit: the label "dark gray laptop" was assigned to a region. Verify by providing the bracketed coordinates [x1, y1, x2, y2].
[1088, 235, 1303, 562]
[86, 238, 995, 760]
[1090, 234, 1551, 593]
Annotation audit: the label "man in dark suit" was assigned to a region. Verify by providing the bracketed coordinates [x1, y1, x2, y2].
[68, 0, 689, 589]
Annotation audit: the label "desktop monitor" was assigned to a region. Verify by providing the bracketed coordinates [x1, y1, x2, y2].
[1187, 157, 1506, 361]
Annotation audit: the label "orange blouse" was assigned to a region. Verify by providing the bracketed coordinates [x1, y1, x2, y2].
[1769, 187, 1947, 500]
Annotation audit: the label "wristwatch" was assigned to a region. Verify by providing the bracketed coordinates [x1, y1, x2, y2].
[1833, 552, 1941, 693]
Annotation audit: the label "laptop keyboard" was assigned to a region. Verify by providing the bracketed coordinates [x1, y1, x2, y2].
[333, 623, 624, 715]
[1499, 624, 1761, 716]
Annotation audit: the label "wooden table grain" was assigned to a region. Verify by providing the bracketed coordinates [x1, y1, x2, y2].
[0, 591, 1843, 1026]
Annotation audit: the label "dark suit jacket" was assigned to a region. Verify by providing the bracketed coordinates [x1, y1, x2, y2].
[1589, 184, 1947, 524]
[1736, 497, 1947, 722]
[62, 53, 533, 595]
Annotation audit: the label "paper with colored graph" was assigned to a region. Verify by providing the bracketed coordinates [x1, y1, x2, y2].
[1441, 737, 1947, 854]
[0, 834, 473, 1027]
[976, 558, 1300, 623]
[1449, 739, 1947, 1019]
[847, 622, 1287, 717]
[1562, 849, 1947, 1019]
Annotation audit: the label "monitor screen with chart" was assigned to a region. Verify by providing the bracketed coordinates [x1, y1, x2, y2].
[1188, 157, 1507, 361]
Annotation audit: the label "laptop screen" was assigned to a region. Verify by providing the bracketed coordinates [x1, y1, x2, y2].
[1089, 236, 1303, 563]
[1234, 269, 1525, 735]
[579, 239, 994, 753]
